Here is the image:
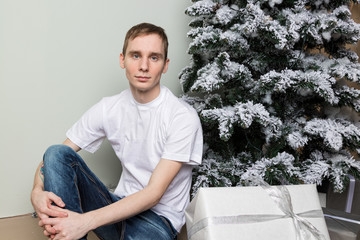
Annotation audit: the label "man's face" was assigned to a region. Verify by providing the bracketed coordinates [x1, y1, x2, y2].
[120, 33, 169, 102]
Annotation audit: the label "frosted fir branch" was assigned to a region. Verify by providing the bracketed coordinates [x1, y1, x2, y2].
[332, 6, 360, 43]
[218, 53, 254, 88]
[330, 166, 347, 192]
[261, 18, 292, 50]
[244, 52, 273, 73]
[204, 93, 223, 108]
[187, 26, 222, 55]
[187, 25, 215, 39]
[354, 99, 360, 112]
[304, 119, 344, 151]
[180, 95, 206, 113]
[326, 153, 360, 192]
[335, 85, 360, 110]
[336, 49, 359, 62]
[260, 0, 283, 8]
[191, 60, 224, 92]
[220, 155, 248, 178]
[328, 152, 360, 173]
[298, 6, 360, 45]
[287, 131, 309, 149]
[279, 9, 304, 46]
[220, 30, 250, 54]
[191, 155, 234, 197]
[241, 152, 301, 185]
[301, 153, 330, 185]
[201, 106, 236, 140]
[191, 52, 253, 92]
[189, 16, 207, 28]
[306, 0, 342, 9]
[232, 2, 267, 37]
[191, 175, 210, 198]
[262, 116, 283, 143]
[304, 118, 360, 151]
[235, 102, 283, 143]
[179, 65, 194, 90]
[234, 101, 272, 128]
[235, 3, 303, 50]
[259, 69, 338, 104]
[302, 55, 360, 84]
[201, 101, 281, 141]
[329, 58, 360, 84]
[185, 0, 217, 17]
[213, 5, 238, 25]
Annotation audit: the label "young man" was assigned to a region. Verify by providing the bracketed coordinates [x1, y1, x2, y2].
[31, 23, 203, 240]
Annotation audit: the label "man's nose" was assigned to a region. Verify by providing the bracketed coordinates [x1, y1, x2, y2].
[139, 58, 149, 71]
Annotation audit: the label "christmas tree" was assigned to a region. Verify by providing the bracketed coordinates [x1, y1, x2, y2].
[179, 0, 360, 196]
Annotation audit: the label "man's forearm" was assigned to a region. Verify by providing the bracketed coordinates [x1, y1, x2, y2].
[32, 161, 44, 192]
[86, 159, 182, 230]
[85, 186, 160, 231]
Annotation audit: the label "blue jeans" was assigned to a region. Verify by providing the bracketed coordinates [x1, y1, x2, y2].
[43, 145, 177, 240]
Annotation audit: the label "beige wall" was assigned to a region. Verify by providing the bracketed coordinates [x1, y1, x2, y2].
[0, 0, 191, 217]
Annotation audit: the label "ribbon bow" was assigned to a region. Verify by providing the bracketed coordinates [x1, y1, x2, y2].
[188, 181, 326, 240]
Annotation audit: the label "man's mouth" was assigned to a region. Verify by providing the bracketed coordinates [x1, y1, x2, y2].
[135, 76, 150, 82]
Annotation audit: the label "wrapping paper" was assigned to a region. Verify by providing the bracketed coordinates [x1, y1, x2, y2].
[185, 184, 330, 240]
[327, 175, 360, 215]
[323, 208, 360, 240]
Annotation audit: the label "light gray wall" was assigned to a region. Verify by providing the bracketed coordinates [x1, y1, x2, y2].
[0, 0, 191, 217]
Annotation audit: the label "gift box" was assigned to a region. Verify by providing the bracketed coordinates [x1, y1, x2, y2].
[327, 175, 360, 215]
[323, 208, 360, 240]
[185, 184, 330, 240]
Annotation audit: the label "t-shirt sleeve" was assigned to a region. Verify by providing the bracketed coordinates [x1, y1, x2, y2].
[66, 99, 106, 153]
[161, 107, 203, 165]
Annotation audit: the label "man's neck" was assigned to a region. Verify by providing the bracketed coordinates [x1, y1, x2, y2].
[130, 86, 161, 104]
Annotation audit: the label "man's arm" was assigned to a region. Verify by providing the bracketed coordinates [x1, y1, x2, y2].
[39, 158, 183, 240]
[89, 158, 183, 225]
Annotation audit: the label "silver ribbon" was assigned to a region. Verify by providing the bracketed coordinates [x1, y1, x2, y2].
[324, 214, 360, 225]
[188, 183, 326, 240]
[345, 174, 355, 213]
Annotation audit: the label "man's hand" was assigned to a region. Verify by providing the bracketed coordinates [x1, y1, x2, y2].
[31, 188, 69, 238]
[39, 207, 93, 240]
[31, 188, 68, 220]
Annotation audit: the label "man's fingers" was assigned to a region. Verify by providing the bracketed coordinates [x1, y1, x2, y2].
[38, 212, 49, 220]
[39, 205, 67, 218]
[43, 229, 51, 237]
[45, 224, 56, 235]
[48, 192, 65, 208]
[40, 220, 57, 235]
[46, 207, 68, 218]
[40, 217, 56, 227]
[48, 205, 69, 218]
[43, 227, 55, 237]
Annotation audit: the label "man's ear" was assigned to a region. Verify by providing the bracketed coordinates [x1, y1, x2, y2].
[119, 53, 125, 69]
[162, 58, 170, 74]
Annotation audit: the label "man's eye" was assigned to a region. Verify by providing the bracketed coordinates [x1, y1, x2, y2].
[151, 56, 158, 61]
[133, 54, 140, 59]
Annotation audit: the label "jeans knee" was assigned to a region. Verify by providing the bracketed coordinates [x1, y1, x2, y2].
[43, 144, 75, 168]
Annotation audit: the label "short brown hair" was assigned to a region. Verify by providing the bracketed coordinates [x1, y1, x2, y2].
[122, 23, 169, 60]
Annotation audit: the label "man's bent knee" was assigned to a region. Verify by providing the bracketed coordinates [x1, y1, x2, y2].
[43, 144, 77, 167]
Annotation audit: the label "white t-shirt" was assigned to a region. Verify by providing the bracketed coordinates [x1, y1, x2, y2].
[66, 85, 203, 232]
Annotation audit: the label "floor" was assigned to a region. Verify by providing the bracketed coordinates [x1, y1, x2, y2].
[0, 214, 99, 240]
[0, 213, 187, 240]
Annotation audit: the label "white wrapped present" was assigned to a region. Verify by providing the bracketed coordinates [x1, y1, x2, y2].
[185, 184, 330, 240]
